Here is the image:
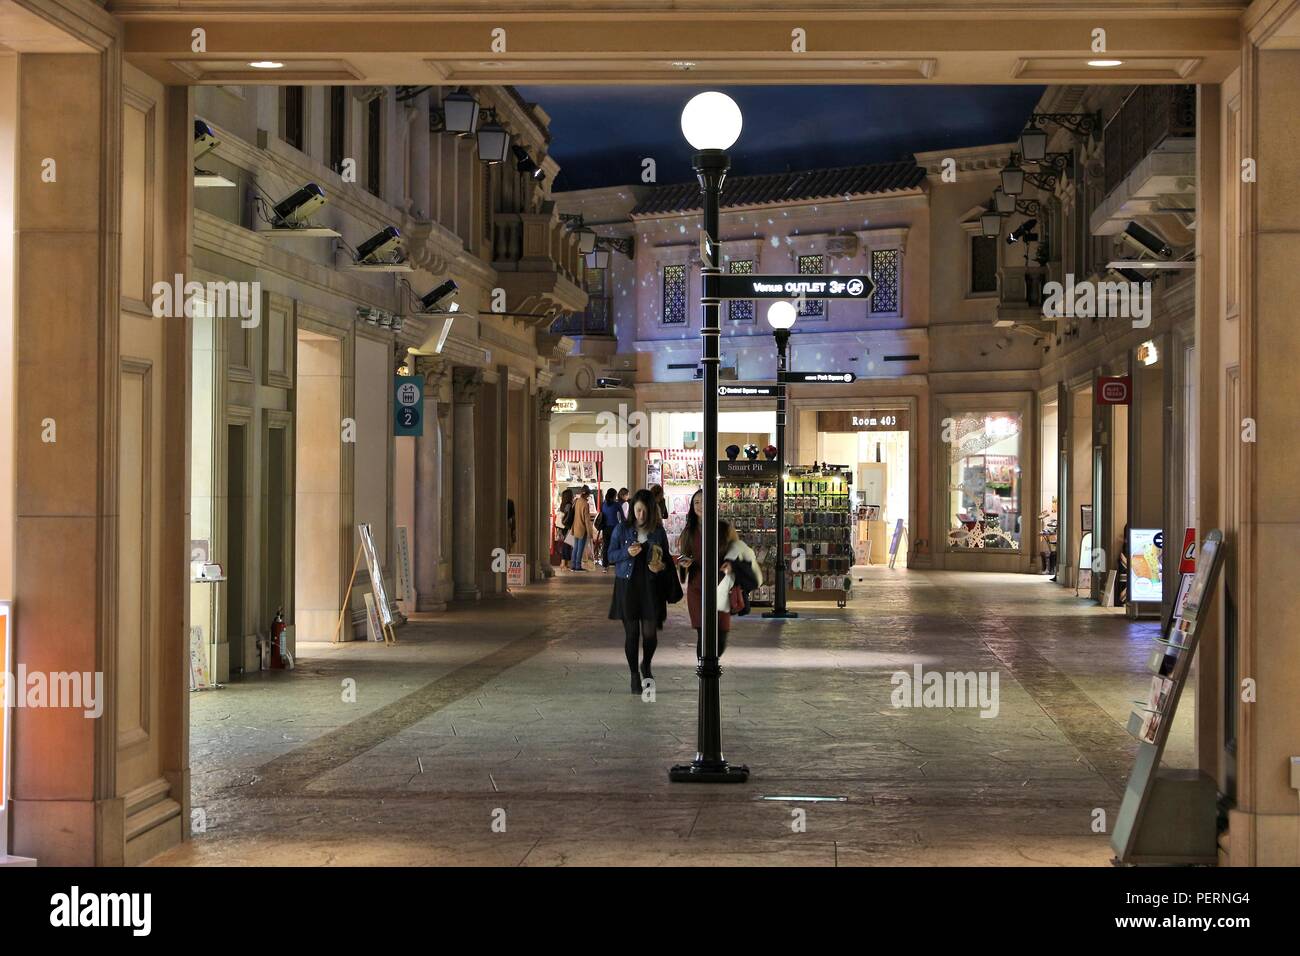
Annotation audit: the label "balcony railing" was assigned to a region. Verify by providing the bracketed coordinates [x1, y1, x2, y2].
[492, 212, 584, 287]
[550, 296, 610, 336]
[1103, 85, 1196, 195]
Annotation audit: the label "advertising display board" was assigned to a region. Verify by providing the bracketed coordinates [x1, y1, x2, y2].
[358, 522, 394, 627]
[0, 602, 29, 861]
[395, 526, 414, 605]
[1129, 528, 1164, 603]
[0, 602, 9, 816]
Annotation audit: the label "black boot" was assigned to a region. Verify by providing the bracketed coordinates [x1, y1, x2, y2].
[630, 673, 642, 695]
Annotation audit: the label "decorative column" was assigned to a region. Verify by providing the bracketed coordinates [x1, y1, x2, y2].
[413, 356, 450, 611]
[534, 388, 557, 580]
[451, 367, 482, 600]
[1227, 42, 1300, 866]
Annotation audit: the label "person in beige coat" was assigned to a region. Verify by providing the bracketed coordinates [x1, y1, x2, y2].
[569, 486, 596, 571]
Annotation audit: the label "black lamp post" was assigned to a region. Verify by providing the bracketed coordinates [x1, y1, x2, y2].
[763, 300, 798, 620]
[670, 92, 748, 784]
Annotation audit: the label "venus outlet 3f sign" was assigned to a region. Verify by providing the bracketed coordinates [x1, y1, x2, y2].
[713, 273, 875, 300]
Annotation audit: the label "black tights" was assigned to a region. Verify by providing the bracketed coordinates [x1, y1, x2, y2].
[624, 620, 658, 676]
[694, 629, 728, 659]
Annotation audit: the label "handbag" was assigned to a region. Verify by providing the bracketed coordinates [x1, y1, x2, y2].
[661, 557, 684, 605]
[728, 584, 745, 614]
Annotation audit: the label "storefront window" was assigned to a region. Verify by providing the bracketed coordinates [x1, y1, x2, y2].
[947, 412, 1022, 550]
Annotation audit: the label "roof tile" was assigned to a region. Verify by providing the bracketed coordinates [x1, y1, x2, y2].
[630, 160, 925, 217]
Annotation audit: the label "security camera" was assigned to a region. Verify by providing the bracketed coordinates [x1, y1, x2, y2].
[272, 183, 326, 227]
[419, 279, 458, 313]
[1006, 218, 1038, 245]
[194, 119, 219, 161]
[595, 376, 622, 389]
[1119, 221, 1172, 259]
[356, 226, 403, 264]
[513, 145, 546, 181]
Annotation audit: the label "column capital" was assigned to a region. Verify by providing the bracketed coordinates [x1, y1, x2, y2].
[452, 366, 484, 404]
[413, 355, 452, 395]
[536, 387, 557, 422]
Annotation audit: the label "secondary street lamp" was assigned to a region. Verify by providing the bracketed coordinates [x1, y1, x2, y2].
[763, 300, 798, 620]
[670, 91, 748, 784]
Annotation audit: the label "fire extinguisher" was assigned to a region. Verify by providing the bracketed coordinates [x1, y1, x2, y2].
[269, 607, 287, 670]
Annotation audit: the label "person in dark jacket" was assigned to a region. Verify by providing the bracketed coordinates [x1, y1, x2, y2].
[677, 489, 758, 659]
[650, 483, 669, 520]
[556, 488, 575, 562]
[599, 487, 623, 571]
[608, 489, 673, 694]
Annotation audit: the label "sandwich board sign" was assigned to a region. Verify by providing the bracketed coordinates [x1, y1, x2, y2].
[887, 519, 906, 569]
[506, 554, 528, 589]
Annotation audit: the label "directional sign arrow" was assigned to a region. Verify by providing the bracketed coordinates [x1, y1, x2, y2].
[779, 371, 857, 384]
[718, 384, 783, 397]
[710, 273, 875, 301]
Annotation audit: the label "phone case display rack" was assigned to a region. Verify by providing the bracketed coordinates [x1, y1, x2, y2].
[1110, 530, 1225, 865]
[645, 448, 704, 549]
[719, 478, 779, 607]
[785, 466, 854, 607]
[551, 450, 603, 543]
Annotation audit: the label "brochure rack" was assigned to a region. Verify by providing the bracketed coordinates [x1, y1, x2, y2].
[1111, 530, 1225, 865]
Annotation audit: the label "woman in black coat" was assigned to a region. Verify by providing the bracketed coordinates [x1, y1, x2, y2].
[608, 489, 674, 694]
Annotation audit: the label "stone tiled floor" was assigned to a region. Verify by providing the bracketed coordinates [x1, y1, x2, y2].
[152, 567, 1191, 866]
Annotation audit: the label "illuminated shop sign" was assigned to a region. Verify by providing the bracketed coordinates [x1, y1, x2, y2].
[817, 410, 910, 432]
[551, 398, 579, 413]
[1096, 376, 1132, 405]
[714, 274, 875, 300]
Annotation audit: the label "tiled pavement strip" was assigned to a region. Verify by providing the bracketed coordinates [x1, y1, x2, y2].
[154, 567, 1189, 866]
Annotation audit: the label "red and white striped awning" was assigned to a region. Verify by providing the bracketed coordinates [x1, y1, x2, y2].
[552, 449, 604, 463]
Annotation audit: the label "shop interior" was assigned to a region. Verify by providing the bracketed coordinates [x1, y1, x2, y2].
[550, 407, 631, 494]
[807, 412, 911, 569]
[1069, 383, 1094, 589]
[946, 412, 1023, 552]
[1039, 396, 1059, 575]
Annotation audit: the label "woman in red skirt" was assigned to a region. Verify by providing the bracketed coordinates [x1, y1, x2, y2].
[676, 490, 758, 659]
